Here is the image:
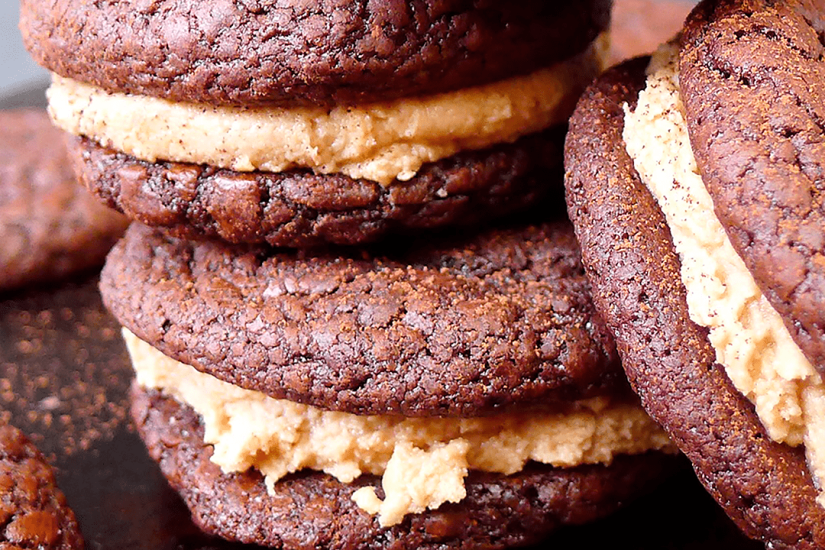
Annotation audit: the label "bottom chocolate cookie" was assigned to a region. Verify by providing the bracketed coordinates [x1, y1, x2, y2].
[131, 385, 679, 550]
[0, 422, 84, 550]
[71, 128, 564, 248]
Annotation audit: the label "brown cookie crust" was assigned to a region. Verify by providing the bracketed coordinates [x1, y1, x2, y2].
[21, 0, 610, 108]
[101, 221, 627, 418]
[132, 385, 676, 550]
[0, 110, 127, 293]
[564, 58, 825, 549]
[69, 128, 563, 248]
[679, 0, 825, 376]
[0, 422, 84, 550]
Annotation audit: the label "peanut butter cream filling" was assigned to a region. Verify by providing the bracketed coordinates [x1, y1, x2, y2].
[124, 329, 674, 527]
[48, 34, 608, 186]
[624, 43, 825, 507]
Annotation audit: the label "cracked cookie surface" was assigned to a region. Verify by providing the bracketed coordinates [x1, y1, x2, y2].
[101, 220, 627, 417]
[21, 0, 610, 107]
[680, 0, 825, 376]
[69, 128, 563, 248]
[0, 422, 83, 550]
[565, 57, 825, 550]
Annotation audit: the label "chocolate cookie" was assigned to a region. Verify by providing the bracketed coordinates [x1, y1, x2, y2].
[101, 220, 626, 418]
[70, 127, 562, 247]
[0, 110, 127, 293]
[132, 384, 676, 550]
[564, 58, 825, 549]
[0, 422, 83, 549]
[679, 0, 825, 376]
[21, 0, 610, 107]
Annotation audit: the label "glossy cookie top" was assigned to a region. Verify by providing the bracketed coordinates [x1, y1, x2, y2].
[69, 128, 563, 248]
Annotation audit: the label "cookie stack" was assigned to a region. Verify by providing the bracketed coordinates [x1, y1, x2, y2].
[566, 0, 825, 548]
[22, 0, 679, 547]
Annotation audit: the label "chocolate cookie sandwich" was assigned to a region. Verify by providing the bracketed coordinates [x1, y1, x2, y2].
[0, 422, 84, 550]
[565, 0, 825, 547]
[21, 0, 610, 247]
[100, 219, 677, 548]
[0, 109, 127, 293]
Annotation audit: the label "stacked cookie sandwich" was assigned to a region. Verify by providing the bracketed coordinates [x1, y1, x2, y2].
[25, 0, 613, 248]
[22, 0, 679, 547]
[566, 0, 825, 548]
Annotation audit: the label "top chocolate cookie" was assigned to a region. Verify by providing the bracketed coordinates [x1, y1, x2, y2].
[679, 0, 825, 376]
[20, 0, 610, 107]
[101, 219, 627, 418]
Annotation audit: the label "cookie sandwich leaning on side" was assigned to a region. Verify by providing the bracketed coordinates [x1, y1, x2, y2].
[565, 0, 825, 548]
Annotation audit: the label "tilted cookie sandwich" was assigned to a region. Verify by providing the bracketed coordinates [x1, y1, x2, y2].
[21, 0, 610, 247]
[0, 422, 84, 550]
[565, 0, 825, 547]
[101, 218, 677, 548]
[0, 110, 127, 292]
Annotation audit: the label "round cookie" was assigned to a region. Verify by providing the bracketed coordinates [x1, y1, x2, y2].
[21, 0, 610, 107]
[678, 0, 825, 376]
[0, 422, 84, 550]
[69, 128, 562, 247]
[132, 384, 678, 550]
[564, 58, 825, 549]
[0, 109, 127, 293]
[101, 220, 627, 418]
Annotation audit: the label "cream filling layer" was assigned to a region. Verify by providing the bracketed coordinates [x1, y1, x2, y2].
[47, 34, 608, 186]
[623, 43, 825, 506]
[125, 329, 675, 527]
